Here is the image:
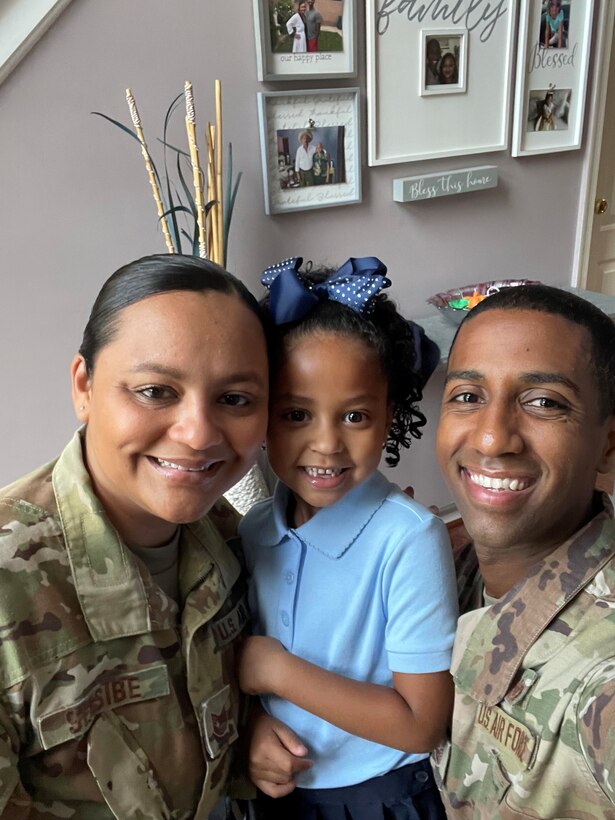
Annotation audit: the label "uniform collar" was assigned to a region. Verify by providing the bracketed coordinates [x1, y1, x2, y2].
[262, 471, 391, 559]
[53, 430, 239, 641]
[457, 495, 615, 705]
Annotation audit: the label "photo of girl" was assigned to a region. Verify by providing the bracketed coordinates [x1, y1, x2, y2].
[526, 88, 572, 132]
[541, 0, 569, 49]
[421, 31, 466, 95]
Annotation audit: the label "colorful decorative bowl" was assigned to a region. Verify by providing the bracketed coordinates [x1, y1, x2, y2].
[427, 279, 540, 325]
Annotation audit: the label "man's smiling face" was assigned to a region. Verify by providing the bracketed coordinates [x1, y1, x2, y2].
[437, 308, 615, 561]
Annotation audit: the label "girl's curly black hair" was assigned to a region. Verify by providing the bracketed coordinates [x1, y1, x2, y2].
[262, 268, 431, 467]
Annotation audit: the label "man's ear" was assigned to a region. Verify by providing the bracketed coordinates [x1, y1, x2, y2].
[597, 416, 615, 475]
[71, 354, 91, 423]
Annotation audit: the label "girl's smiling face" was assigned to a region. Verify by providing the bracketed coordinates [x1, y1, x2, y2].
[267, 331, 393, 527]
[441, 55, 456, 81]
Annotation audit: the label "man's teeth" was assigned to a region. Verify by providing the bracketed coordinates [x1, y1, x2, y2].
[468, 472, 528, 491]
[157, 458, 208, 472]
[304, 466, 343, 477]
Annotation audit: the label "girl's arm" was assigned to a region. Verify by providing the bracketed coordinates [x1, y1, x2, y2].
[238, 636, 453, 753]
[557, 20, 563, 48]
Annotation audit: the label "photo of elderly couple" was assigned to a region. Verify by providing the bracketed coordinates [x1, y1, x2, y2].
[276, 125, 345, 189]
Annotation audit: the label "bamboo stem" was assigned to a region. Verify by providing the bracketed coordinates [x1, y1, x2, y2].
[206, 123, 219, 264]
[125, 88, 175, 254]
[184, 82, 208, 259]
[215, 79, 224, 266]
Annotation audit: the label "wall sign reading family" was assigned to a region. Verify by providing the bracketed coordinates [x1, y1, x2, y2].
[512, 0, 594, 156]
[252, 0, 356, 80]
[366, 0, 517, 164]
[257, 88, 361, 214]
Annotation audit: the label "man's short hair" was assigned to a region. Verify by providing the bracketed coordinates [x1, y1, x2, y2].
[451, 284, 615, 419]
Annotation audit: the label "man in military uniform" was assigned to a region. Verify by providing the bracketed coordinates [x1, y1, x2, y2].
[435, 284, 615, 818]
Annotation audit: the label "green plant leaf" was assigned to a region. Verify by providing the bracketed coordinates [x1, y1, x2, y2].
[92, 110, 165, 206]
[92, 111, 138, 141]
[157, 138, 191, 160]
[223, 142, 242, 266]
[177, 153, 197, 219]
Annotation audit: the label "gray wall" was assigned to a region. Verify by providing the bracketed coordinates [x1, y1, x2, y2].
[0, 0, 593, 508]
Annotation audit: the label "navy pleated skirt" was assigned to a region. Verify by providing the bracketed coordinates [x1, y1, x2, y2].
[254, 759, 446, 820]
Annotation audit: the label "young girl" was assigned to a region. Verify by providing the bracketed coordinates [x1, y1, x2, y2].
[544, 0, 565, 48]
[439, 52, 458, 84]
[238, 256, 458, 819]
[535, 91, 556, 131]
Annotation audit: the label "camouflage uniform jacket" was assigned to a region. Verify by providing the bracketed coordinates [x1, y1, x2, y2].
[434, 495, 615, 819]
[0, 431, 249, 819]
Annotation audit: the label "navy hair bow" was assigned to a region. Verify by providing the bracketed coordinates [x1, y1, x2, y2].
[261, 256, 391, 325]
[261, 256, 440, 387]
[407, 320, 440, 388]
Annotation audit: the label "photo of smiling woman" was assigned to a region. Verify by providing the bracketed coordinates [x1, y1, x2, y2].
[0, 254, 269, 818]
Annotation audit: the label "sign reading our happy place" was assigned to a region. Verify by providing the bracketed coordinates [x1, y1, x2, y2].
[393, 165, 498, 202]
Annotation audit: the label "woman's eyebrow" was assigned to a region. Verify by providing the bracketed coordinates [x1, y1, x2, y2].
[129, 361, 267, 386]
[129, 362, 184, 378]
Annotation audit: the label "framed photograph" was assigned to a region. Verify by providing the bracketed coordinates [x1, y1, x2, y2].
[420, 30, 467, 96]
[512, 0, 594, 156]
[366, 1, 517, 166]
[252, 0, 356, 81]
[257, 88, 361, 215]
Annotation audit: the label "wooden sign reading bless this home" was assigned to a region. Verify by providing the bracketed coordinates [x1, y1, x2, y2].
[393, 166, 498, 203]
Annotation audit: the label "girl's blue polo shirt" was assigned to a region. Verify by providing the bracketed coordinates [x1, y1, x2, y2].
[239, 471, 458, 789]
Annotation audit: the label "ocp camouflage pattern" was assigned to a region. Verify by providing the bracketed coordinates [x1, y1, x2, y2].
[0, 431, 249, 819]
[433, 494, 615, 819]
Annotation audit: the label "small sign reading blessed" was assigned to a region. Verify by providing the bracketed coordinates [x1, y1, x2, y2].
[393, 166, 498, 203]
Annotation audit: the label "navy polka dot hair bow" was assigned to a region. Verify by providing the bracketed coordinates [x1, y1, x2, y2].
[260, 256, 392, 325]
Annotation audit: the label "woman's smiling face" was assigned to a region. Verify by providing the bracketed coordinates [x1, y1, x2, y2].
[72, 290, 268, 546]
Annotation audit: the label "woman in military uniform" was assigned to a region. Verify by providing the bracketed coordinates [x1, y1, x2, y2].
[0, 254, 269, 819]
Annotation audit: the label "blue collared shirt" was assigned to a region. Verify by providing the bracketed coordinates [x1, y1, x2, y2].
[240, 471, 458, 788]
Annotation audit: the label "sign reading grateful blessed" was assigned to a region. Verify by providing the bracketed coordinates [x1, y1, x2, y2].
[393, 165, 498, 202]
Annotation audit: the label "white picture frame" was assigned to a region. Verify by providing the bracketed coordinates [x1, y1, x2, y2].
[512, 0, 595, 156]
[366, 0, 517, 166]
[253, 0, 356, 81]
[420, 29, 468, 96]
[257, 88, 361, 215]
[0, 0, 73, 86]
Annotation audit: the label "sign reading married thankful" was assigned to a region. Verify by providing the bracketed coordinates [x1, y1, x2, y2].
[366, 1, 518, 165]
[393, 165, 498, 202]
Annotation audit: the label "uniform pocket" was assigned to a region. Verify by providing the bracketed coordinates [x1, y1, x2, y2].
[201, 684, 238, 759]
[37, 664, 170, 749]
